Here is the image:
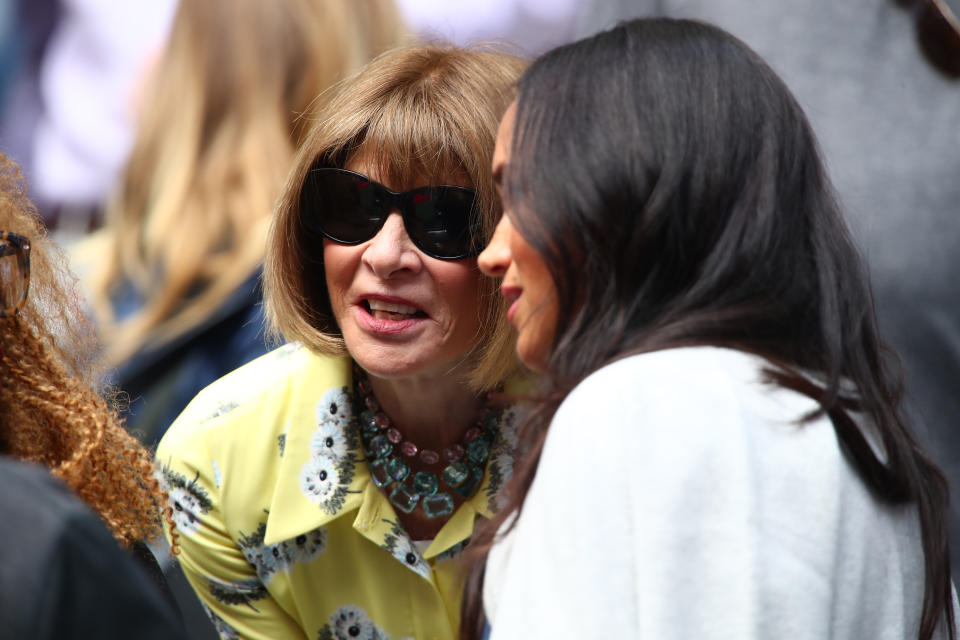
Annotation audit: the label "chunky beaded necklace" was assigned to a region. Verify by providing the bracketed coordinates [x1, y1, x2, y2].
[355, 367, 500, 519]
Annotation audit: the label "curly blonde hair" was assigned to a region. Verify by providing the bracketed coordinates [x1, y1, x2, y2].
[0, 153, 168, 547]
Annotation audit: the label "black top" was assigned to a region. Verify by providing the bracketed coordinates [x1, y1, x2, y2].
[0, 457, 185, 639]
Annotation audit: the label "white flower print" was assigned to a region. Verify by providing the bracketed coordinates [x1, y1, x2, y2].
[299, 455, 340, 504]
[238, 522, 328, 583]
[498, 408, 519, 449]
[157, 464, 213, 537]
[381, 520, 431, 579]
[285, 527, 328, 565]
[311, 420, 349, 461]
[318, 604, 410, 640]
[239, 523, 282, 582]
[168, 486, 205, 535]
[330, 605, 376, 640]
[493, 451, 514, 482]
[243, 540, 290, 583]
[316, 387, 353, 431]
[483, 408, 519, 510]
[298, 385, 361, 514]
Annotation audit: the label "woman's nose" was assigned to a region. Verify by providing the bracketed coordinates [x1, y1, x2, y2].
[478, 216, 513, 277]
[361, 213, 422, 278]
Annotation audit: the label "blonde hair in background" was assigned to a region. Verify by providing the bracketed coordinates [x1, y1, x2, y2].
[88, 0, 411, 366]
[265, 44, 528, 392]
[0, 153, 168, 546]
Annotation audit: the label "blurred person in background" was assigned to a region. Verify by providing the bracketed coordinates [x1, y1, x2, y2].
[395, 0, 583, 55]
[0, 151, 183, 638]
[79, 0, 410, 449]
[0, 0, 178, 232]
[574, 0, 960, 581]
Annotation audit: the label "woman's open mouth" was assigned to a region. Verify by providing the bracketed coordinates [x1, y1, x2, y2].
[362, 298, 428, 321]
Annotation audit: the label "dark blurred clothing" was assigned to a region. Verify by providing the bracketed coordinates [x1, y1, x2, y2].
[577, 0, 960, 577]
[107, 271, 268, 640]
[0, 457, 185, 639]
[113, 273, 269, 447]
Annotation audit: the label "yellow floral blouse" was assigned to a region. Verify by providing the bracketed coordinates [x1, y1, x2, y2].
[156, 343, 517, 640]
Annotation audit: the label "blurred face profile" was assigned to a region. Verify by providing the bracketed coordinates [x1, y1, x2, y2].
[322, 150, 485, 381]
[478, 103, 558, 371]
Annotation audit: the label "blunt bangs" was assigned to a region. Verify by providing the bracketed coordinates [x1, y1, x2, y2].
[265, 44, 527, 391]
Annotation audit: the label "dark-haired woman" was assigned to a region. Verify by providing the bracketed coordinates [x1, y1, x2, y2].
[466, 17, 957, 640]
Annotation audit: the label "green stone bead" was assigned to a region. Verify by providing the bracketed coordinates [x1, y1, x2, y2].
[453, 463, 483, 498]
[370, 463, 391, 488]
[412, 471, 439, 497]
[389, 483, 420, 514]
[423, 492, 455, 519]
[386, 457, 410, 482]
[369, 434, 393, 459]
[465, 437, 490, 464]
[442, 461, 469, 487]
[360, 410, 378, 430]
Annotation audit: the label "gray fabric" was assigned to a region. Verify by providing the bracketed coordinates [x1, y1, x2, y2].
[575, 0, 960, 577]
[486, 348, 954, 638]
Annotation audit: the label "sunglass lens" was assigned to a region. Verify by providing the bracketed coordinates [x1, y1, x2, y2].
[0, 245, 24, 314]
[302, 170, 386, 243]
[405, 188, 477, 258]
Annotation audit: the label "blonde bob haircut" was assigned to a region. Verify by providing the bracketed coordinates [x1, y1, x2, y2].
[265, 44, 527, 392]
[88, 0, 410, 366]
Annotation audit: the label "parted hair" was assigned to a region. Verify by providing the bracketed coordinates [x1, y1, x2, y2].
[88, 0, 410, 366]
[265, 44, 528, 392]
[462, 18, 954, 640]
[0, 153, 166, 546]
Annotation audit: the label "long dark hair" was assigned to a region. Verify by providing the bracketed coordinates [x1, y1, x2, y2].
[461, 18, 953, 640]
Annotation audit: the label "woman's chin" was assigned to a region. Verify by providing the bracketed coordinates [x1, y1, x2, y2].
[348, 344, 476, 384]
[515, 334, 550, 373]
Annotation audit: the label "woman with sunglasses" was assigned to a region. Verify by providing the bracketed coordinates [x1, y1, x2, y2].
[466, 18, 956, 640]
[156, 44, 526, 640]
[0, 153, 182, 636]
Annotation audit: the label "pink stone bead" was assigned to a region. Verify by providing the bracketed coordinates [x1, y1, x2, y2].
[464, 427, 482, 442]
[385, 428, 403, 444]
[443, 444, 464, 462]
[420, 449, 440, 465]
[365, 396, 380, 412]
[374, 412, 390, 428]
[400, 441, 418, 457]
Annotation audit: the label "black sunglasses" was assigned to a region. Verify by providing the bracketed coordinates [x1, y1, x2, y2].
[0, 231, 30, 318]
[895, 0, 960, 77]
[299, 167, 482, 260]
